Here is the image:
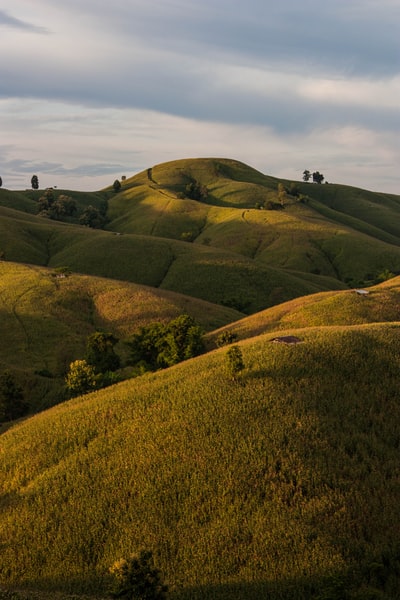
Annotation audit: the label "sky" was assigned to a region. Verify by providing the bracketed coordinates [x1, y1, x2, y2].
[0, 0, 399, 193]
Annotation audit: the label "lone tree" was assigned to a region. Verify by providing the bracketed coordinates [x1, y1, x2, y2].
[109, 550, 168, 600]
[0, 176, 2, 188]
[302, 169, 311, 182]
[31, 174, 39, 189]
[113, 179, 122, 192]
[225, 345, 245, 380]
[65, 359, 97, 396]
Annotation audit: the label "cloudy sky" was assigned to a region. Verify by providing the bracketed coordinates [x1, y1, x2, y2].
[0, 0, 399, 193]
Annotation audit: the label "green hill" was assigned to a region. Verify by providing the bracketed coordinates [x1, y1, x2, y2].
[1, 321, 400, 599]
[1, 158, 400, 315]
[0, 261, 243, 413]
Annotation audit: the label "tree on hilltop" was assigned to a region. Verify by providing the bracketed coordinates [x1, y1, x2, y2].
[0, 176, 2, 188]
[312, 171, 324, 184]
[31, 174, 39, 189]
[303, 170, 311, 182]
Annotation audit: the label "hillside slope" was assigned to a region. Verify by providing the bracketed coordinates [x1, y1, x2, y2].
[206, 275, 400, 346]
[1, 321, 400, 599]
[0, 261, 243, 412]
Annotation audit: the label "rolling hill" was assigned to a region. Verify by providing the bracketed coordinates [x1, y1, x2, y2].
[1, 158, 400, 599]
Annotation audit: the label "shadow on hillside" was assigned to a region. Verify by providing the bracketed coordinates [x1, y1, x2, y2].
[7, 571, 359, 600]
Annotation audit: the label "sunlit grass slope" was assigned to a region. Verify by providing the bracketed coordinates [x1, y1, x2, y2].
[106, 158, 400, 287]
[206, 275, 400, 345]
[1, 323, 400, 599]
[0, 261, 242, 411]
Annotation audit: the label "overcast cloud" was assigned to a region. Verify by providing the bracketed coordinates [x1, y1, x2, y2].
[0, 0, 399, 192]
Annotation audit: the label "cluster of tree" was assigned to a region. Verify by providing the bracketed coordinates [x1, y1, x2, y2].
[65, 332, 121, 396]
[0, 370, 27, 422]
[303, 170, 325, 184]
[79, 204, 107, 228]
[128, 314, 204, 372]
[65, 317, 204, 396]
[37, 188, 77, 220]
[185, 179, 209, 201]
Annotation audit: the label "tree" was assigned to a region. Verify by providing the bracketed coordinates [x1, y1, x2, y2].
[185, 180, 208, 201]
[277, 182, 286, 207]
[54, 194, 77, 217]
[65, 360, 97, 396]
[85, 331, 120, 373]
[303, 170, 311, 182]
[225, 345, 245, 380]
[0, 176, 2, 188]
[113, 179, 122, 192]
[129, 315, 204, 372]
[312, 171, 324, 184]
[109, 550, 168, 599]
[79, 205, 106, 228]
[157, 314, 204, 368]
[0, 371, 26, 422]
[31, 174, 39, 189]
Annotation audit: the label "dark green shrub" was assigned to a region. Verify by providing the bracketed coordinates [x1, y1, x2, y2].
[85, 331, 120, 374]
[225, 345, 245, 380]
[216, 330, 238, 347]
[109, 550, 168, 599]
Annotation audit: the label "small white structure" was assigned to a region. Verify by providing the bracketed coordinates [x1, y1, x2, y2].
[354, 289, 370, 296]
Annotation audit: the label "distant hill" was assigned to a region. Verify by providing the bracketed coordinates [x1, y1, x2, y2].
[0, 158, 399, 315]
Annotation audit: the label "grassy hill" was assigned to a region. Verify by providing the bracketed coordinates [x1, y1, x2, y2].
[1, 158, 400, 315]
[0, 261, 243, 413]
[206, 276, 400, 347]
[1, 320, 400, 599]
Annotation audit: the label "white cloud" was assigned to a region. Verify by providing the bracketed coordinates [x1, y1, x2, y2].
[0, 0, 399, 194]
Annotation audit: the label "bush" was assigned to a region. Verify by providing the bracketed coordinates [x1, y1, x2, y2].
[109, 550, 168, 599]
[225, 345, 245, 380]
[216, 330, 238, 347]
